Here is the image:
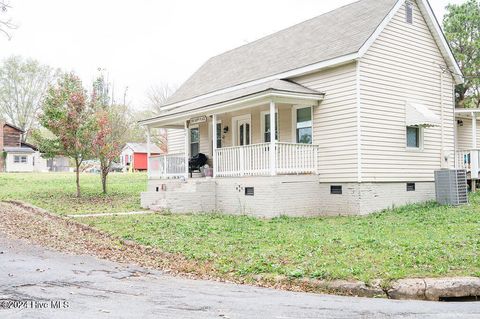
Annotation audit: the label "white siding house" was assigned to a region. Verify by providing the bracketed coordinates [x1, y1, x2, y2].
[139, 0, 463, 217]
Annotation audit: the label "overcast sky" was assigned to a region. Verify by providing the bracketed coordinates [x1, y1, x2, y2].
[0, 0, 465, 109]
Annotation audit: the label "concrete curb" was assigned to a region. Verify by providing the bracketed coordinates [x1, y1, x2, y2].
[388, 277, 480, 301]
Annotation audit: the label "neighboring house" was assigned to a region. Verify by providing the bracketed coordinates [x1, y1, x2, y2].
[0, 122, 48, 173]
[120, 143, 163, 171]
[139, 0, 463, 217]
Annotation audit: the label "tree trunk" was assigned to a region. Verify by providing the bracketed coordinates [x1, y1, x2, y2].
[101, 170, 108, 194]
[75, 158, 81, 198]
[100, 160, 109, 194]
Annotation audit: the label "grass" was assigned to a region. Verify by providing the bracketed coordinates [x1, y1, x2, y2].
[79, 195, 480, 282]
[1, 172, 479, 283]
[0, 172, 147, 215]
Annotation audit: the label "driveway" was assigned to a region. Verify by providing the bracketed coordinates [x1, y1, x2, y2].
[1, 235, 479, 318]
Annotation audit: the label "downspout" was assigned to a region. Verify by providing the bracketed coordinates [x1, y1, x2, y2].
[356, 60, 362, 183]
[440, 67, 445, 168]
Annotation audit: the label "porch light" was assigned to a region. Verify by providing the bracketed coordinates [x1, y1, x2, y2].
[223, 126, 229, 134]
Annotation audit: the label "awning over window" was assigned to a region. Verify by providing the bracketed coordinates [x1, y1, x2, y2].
[405, 102, 441, 127]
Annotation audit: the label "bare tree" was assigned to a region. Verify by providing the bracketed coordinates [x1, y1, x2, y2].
[0, 1, 16, 40]
[143, 83, 176, 153]
[145, 83, 177, 114]
[0, 56, 60, 141]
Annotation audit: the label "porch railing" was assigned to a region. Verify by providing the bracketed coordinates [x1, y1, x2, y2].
[148, 153, 186, 179]
[215, 142, 318, 177]
[456, 149, 480, 178]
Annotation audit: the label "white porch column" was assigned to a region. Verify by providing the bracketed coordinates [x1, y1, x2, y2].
[184, 120, 189, 179]
[146, 126, 151, 179]
[212, 114, 217, 178]
[269, 100, 276, 176]
[472, 113, 478, 181]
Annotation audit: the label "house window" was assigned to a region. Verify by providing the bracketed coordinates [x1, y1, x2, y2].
[190, 127, 200, 156]
[296, 107, 312, 144]
[14, 155, 27, 164]
[406, 126, 420, 148]
[263, 112, 278, 142]
[406, 2, 413, 24]
[216, 122, 222, 149]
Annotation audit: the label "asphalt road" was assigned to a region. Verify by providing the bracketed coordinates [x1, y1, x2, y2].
[1, 234, 480, 319]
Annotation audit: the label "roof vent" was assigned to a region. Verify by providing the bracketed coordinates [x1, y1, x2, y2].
[406, 2, 413, 24]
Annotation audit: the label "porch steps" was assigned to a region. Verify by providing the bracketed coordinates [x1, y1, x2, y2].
[142, 179, 217, 213]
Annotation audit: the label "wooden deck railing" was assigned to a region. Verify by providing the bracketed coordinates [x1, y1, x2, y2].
[148, 153, 186, 179]
[215, 142, 318, 177]
[456, 149, 480, 178]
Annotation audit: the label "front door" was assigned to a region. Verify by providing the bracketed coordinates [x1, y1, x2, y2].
[237, 119, 251, 146]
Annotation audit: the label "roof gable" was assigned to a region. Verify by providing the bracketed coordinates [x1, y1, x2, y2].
[358, 0, 463, 84]
[2, 122, 24, 133]
[166, 0, 398, 106]
[123, 143, 162, 154]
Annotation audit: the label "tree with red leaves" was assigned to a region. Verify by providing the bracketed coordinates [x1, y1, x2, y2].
[36, 73, 96, 197]
[91, 74, 129, 194]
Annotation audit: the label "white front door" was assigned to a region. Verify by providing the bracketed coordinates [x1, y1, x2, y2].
[237, 119, 251, 146]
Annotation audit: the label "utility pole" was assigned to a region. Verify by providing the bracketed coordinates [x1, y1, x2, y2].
[123, 86, 128, 106]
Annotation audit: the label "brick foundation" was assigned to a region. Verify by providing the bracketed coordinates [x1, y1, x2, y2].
[141, 176, 436, 217]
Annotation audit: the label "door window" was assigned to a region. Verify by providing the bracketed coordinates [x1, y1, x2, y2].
[238, 120, 251, 146]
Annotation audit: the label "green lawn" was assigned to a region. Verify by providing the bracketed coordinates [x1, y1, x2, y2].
[80, 196, 480, 283]
[0, 172, 147, 215]
[1, 172, 479, 283]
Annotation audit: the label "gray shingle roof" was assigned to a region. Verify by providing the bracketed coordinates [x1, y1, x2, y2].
[166, 0, 398, 106]
[125, 143, 162, 153]
[3, 147, 35, 153]
[149, 80, 324, 121]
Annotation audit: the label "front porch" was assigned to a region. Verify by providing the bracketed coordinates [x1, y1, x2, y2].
[455, 109, 480, 187]
[148, 141, 318, 179]
[143, 80, 325, 180]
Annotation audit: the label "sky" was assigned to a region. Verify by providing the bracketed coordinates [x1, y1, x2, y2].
[0, 0, 466, 109]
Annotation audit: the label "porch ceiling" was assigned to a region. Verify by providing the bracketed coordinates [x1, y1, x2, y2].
[140, 80, 325, 128]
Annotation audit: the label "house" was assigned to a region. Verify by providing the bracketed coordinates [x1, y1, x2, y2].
[0, 122, 48, 173]
[139, 0, 463, 217]
[120, 143, 163, 171]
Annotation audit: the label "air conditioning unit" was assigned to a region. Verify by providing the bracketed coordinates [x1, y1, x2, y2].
[434, 169, 468, 206]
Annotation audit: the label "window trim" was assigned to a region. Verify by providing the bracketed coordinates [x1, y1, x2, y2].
[260, 109, 279, 143]
[216, 120, 222, 149]
[406, 125, 423, 151]
[14, 155, 28, 164]
[189, 124, 200, 157]
[292, 105, 314, 144]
